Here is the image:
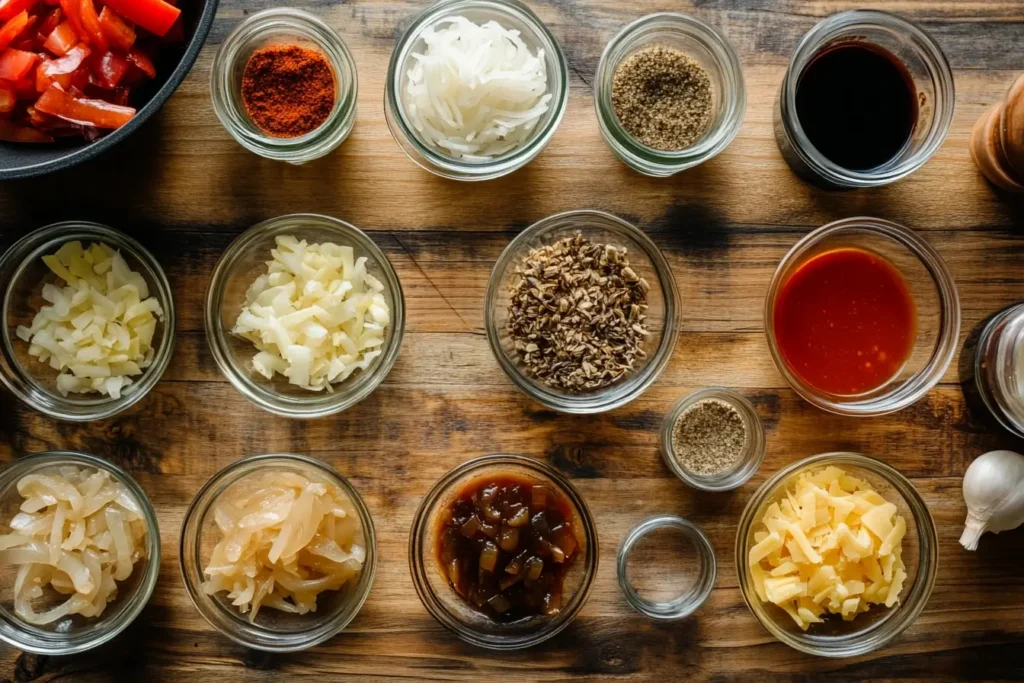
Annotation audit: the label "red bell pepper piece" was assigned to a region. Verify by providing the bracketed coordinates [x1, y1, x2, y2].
[58, 0, 86, 45]
[97, 6, 133, 51]
[0, 81, 15, 112]
[0, 0, 32, 22]
[34, 84, 134, 128]
[43, 20, 76, 55]
[0, 10, 32, 50]
[38, 7, 63, 39]
[0, 47, 37, 80]
[98, 0, 178, 37]
[90, 49, 127, 89]
[78, 0, 105, 51]
[126, 47, 154, 78]
[0, 118, 53, 141]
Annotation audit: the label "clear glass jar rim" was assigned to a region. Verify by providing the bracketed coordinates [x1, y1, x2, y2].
[0, 451, 161, 655]
[616, 515, 716, 621]
[484, 209, 680, 414]
[177, 453, 377, 652]
[764, 216, 960, 416]
[778, 10, 955, 186]
[0, 222, 176, 422]
[385, 0, 570, 175]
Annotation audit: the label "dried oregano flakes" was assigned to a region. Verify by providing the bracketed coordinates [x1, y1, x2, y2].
[506, 232, 651, 393]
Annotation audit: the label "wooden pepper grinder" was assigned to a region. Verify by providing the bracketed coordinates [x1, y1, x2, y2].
[971, 74, 1024, 193]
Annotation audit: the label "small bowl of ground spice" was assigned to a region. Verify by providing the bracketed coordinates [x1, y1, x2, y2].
[660, 387, 766, 492]
[595, 13, 746, 177]
[211, 8, 358, 164]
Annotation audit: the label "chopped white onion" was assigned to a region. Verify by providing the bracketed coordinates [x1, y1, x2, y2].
[0, 467, 148, 625]
[16, 241, 164, 398]
[404, 16, 552, 160]
[233, 235, 390, 392]
[201, 470, 365, 622]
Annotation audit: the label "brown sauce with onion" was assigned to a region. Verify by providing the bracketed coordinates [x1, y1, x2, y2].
[434, 474, 581, 622]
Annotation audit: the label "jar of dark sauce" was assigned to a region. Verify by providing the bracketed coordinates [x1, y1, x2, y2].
[774, 11, 955, 189]
[959, 303, 1024, 440]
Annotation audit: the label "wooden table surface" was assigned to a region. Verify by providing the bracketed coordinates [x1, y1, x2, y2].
[2, 0, 1024, 680]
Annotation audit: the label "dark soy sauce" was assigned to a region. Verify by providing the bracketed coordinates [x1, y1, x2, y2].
[795, 43, 918, 171]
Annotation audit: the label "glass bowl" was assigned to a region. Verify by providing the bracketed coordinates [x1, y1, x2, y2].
[595, 13, 746, 177]
[409, 454, 598, 650]
[659, 387, 766, 492]
[0, 222, 176, 422]
[484, 210, 679, 414]
[0, 451, 161, 655]
[179, 453, 377, 652]
[617, 515, 716, 621]
[385, 0, 569, 181]
[764, 217, 960, 416]
[211, 8, 358, 164]
[205, 213, 405, 419]
[735, 453, 938, 657]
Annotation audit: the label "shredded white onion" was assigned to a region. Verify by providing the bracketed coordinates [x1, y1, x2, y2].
[201, 470, 365, 622]
[15, 241, 164, 398]
[0, 467, 148, 625]
[232, 235, 390, 392]
[404, 16, 552, 160]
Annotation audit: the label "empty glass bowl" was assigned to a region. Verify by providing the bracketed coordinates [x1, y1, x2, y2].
[385, 0, 569, 180]
[205, 214, 405, 418]
[0, 451, 161, 655]
[409, 454, 598, 649]
[735, 452, 938, 657]
[484, 210, 679, 414]
[765, 217, 960, 416]
[179, 453, 377, 652]
[0, 222, 176, 421]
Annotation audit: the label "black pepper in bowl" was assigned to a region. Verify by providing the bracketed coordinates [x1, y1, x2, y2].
[671, 398, 747, 475]
[612, 45, 713, 151]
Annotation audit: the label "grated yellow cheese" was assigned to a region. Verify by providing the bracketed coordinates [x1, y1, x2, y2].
[748, 466, 908, 630]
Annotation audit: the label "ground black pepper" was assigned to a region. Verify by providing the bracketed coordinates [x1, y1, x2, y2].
[671, 398, 747, 475]
[611, 45, 713, 151]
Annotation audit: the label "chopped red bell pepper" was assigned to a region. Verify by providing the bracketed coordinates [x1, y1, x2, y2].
[0, 0, 32, 22]
[90, 49, 127, 89]
[126, 47, 154, 78]
[34, 84, 134, 127]
[97, 6, 133, 51]
[0, 81, 15, 112]
[0, 10, 32, 50]
[0, 118, 52, 141]
[57, 0, 85, 44]
[77, 0, 104, 51]
[37, 7, 62, 38]
[0, 47, 37, 80]
[98, 0, 178, 37]
[42, 19, 76, 55]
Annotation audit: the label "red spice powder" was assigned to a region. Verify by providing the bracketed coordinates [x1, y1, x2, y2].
[241, 44, 336, 138]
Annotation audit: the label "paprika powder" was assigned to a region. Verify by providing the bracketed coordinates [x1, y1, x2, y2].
[241, 44, 336, 138]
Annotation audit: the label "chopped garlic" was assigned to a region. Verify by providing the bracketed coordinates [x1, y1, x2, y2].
[747, 466, 909, 630]
[16, 241, 164, 398]
[233, 235, 390, 392]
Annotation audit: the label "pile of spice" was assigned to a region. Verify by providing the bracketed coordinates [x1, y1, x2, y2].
[670, 398, 747, 475]
[611, 45, 713, 151]
[241, 44, 336, 138]
[507, 233, 650, 392]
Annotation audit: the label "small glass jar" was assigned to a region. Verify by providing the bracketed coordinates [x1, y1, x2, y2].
[211, 8, 358, 164]
[0, 451, 161, 655]
[659, 387, 765, 492]
[617, 516, 716, 621]
[385, 0, 569, 181]
[959, 303, 1024, 439]
[179, 453, 377, 652]
[773, 10, 954, 189]
[0, 222, 176, 422]
[594, 13, 746, 177]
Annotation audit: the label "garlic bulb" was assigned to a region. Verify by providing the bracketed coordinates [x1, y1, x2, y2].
[960, 450, 1024, 551]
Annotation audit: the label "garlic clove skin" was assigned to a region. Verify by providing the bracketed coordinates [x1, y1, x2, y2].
[960, 450, 1024, 551]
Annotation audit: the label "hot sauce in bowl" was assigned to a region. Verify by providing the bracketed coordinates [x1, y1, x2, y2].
[772, 247, 917, 395]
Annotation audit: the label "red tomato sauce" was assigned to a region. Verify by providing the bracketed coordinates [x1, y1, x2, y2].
[772, 247, 917, 395]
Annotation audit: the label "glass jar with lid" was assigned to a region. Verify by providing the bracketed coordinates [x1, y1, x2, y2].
[960, 303, 1024, 439]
